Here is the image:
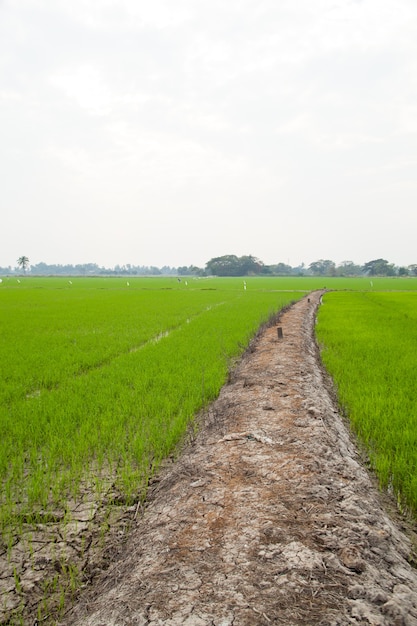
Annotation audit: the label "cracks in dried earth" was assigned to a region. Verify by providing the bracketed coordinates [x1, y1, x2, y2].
[61, 290, 417, 626]
[4, 291, 417, 625]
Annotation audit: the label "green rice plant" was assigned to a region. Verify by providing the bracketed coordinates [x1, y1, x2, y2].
[0, 277, 303, 534]
[316, 291, 417, 516]
[0, 279, 233, 407]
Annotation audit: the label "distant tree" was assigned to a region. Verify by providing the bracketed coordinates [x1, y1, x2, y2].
[268, 262, 293, 275]
[362, 258, 395, 276]
[397, 266, 409, 276]
[239, 255, 265, 275]
[30, 262, 49, 275]
[206, 255, 241, 276]
[160, 266, 177, 276]
[293, 263, 307, 276]
[408, 264, 417, 276]
[336, 260, 362, 276]
[17, 256, 30, 273]
[206, 254, 265, 276]
[309, 259, 336, 276]
[191, 265, 205, 276]
[76, 263, 100, 275]
[178, 265, 204, 276]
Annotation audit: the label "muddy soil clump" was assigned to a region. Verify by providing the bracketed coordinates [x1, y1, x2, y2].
[57, 291, 417, 626]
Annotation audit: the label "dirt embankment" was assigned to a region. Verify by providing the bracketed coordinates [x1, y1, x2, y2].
[57, 290, 417, 626]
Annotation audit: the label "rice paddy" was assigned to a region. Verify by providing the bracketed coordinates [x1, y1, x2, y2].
[2, 274, 417, 624]
[316, 290, 417, 516]
[0, 276, 304, 537]
[2, 274, 417, 533]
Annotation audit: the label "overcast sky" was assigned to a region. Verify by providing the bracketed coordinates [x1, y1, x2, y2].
[1, 0, 416, 269]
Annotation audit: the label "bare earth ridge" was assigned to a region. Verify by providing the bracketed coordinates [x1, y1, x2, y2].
[62, 290, 417, 626]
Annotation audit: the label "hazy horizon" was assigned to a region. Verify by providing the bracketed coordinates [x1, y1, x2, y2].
[6, 253, 414, 272]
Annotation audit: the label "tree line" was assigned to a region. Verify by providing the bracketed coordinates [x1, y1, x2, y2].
[3, 260, 180, 276]
[204, 256, 417, 277]
[4, 255, 417, 278]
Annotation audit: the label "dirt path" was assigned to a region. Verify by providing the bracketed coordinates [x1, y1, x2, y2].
[62, 291, 417, 626]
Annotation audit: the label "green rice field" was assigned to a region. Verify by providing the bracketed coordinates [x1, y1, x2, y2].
[2, 274, 417, 539]
[316, 290, 417, 516]
[0, 276, 304, 536]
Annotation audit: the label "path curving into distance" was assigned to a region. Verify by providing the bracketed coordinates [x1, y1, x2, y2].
[62, 291, 417, 626]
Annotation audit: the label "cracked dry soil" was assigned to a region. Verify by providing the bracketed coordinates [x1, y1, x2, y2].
[61, 290, 417, 626]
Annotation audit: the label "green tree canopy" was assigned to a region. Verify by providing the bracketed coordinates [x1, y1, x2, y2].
[308, 259, 336, 276]
[205, 254, 264, 276]
[336, 260, 362, 276]
[268, 262, 292, 275]
[362, 258, 396, 276]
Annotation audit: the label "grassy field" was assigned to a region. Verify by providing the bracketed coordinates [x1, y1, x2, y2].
[2, 275, 417, 623]
[3, 273, 417, 291]
[0, 276, 305, 537]
[316, 290, 417, 516]
[2, 274, 417, 534]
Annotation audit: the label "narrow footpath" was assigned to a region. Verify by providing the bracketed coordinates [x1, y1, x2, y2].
[62, 291, 417, 626]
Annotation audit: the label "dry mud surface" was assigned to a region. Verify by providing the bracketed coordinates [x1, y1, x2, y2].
[51, 292, 417, 624]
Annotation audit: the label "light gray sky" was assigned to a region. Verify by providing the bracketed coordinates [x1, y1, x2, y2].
[1, 0, 416, 269]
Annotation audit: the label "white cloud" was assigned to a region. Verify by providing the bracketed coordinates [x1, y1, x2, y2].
[49, 65, 113, 115]
[1, 0, 417, 268]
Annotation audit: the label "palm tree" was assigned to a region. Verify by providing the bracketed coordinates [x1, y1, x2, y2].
[17, 256, 30, 273]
